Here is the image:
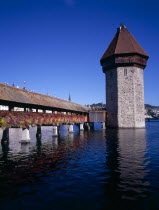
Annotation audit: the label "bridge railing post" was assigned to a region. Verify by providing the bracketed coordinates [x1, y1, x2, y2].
[36, 125, 42, 138]
[9, 106, 14, 112]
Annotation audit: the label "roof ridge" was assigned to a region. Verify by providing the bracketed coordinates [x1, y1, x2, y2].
[0, 82, 87, 109]
[114, 29, 120, 55]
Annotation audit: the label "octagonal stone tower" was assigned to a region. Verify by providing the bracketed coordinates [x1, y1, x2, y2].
[100, 25, 149, 128]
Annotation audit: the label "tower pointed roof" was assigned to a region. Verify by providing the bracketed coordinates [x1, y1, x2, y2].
[100, 25, 149, 64]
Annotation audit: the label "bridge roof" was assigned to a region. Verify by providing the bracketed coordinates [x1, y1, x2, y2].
[0, 83, 88, 113]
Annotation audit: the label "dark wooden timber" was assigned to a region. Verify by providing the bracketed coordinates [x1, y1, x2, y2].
[89, 111, 106, 122]
[1, 128, 9, 143]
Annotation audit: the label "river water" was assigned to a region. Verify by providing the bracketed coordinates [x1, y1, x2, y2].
[0, 122, 159, 210]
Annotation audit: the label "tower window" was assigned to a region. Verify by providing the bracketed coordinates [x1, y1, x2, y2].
[124, 68, 127, 76]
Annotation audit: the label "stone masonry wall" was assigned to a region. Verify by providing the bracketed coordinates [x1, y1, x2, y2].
[105, 66, 145, 128]
[117, 66, 145, 128]
[105, 68, 118, 127]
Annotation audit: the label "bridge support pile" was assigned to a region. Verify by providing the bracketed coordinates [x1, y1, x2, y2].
[1, 128, 9, 143]
[69, 124, 74, 133]
[0, 121, 107, 144]
[80, 123, 84, 131]
[21, 128, 30, 143]
[36, 125, 42, 138]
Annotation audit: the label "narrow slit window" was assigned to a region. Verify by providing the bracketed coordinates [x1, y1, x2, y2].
[124, 68, 127, 76]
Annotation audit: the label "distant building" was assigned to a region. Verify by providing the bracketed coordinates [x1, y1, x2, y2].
[86, 103, 106, 111]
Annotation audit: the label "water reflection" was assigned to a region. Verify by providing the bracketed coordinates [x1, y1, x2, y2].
[1, 141, 10, 160]
[20, 143, 30, 153]
[0, 124, 159, 209]
[36, 137, 42, 155]
[105, 128, 149, 208]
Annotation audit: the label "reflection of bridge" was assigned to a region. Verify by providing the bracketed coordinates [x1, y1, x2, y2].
[0, 83, 106, 143]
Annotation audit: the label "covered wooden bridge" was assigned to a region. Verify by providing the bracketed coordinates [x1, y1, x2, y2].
[0, 83, 90, 142]
[0, 83, 88, 114]
[0, 83, 107, 143]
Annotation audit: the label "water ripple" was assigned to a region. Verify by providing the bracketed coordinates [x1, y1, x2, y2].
[0, 123, 159, 209]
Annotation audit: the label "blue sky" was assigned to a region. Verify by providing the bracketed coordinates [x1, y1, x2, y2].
[0, 0, 159, 105]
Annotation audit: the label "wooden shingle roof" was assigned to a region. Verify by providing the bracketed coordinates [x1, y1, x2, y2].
[0, 83, 88, 113]
[100, 25, 149, 64]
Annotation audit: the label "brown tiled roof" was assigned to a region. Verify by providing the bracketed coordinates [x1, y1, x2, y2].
[0, 83, 88, 113]
[100, 25, 149, 62]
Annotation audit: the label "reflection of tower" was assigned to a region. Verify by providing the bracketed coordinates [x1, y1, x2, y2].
[100, 25, 149, 128]
[105, 129, 121, 206]
[117, 128, 148, 200]
[105, 128, 148, 207]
